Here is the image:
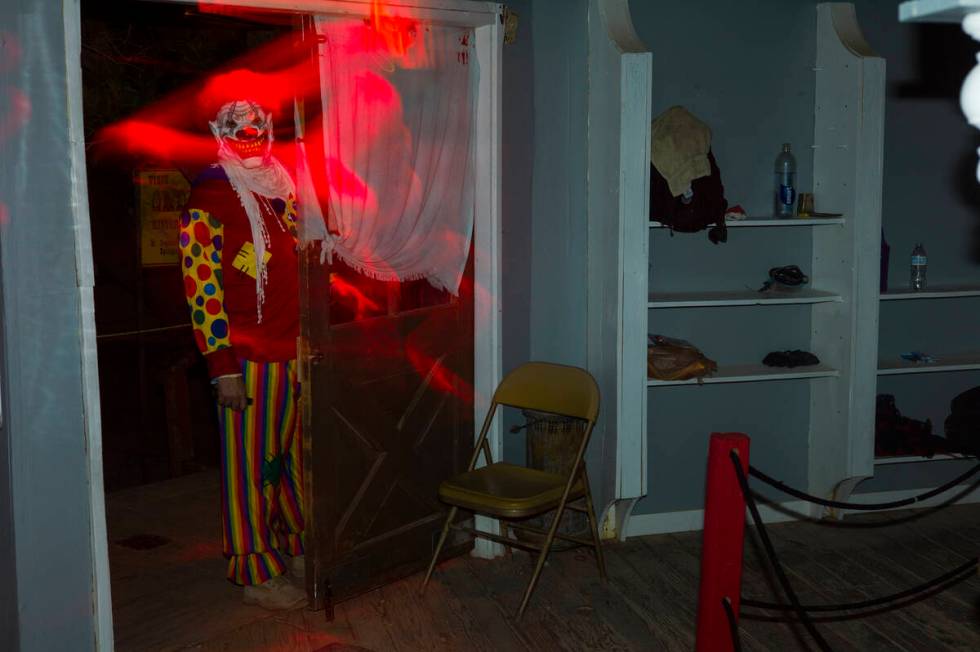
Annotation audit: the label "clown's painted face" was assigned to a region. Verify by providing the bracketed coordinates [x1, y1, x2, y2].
[210, 100, 273, 168]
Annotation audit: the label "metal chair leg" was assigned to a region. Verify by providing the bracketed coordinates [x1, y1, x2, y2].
[516, 503, 567, 619]
[500, 519, 513, 558]
[421, 505, 457, 594]
[580, 467, 607, 581]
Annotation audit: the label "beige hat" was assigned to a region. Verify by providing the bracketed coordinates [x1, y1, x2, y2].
[651, 106, 712, 197]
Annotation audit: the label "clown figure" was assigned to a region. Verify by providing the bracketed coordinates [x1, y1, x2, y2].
[179, 99, 307, 610]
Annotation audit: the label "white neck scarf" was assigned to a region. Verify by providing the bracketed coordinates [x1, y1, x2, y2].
[216, 150, 296, 323]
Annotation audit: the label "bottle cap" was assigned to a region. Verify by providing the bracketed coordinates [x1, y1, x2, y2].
[782, 143, 791, 151]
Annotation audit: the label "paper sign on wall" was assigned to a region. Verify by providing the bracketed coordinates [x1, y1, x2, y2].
[136, 169, 190, 267]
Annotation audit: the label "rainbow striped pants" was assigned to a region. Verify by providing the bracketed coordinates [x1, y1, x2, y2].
[217, 359, 305, 585]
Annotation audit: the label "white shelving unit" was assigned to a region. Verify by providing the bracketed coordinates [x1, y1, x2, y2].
[878, 353, 980, 375]
[880, 285, 980, 300]
[594, 3, 890, 533]
[646, 363, 840, 387]
[648, 288, 841, 308]
[651, 217, 845, 228]
[637, 3, 886, 521]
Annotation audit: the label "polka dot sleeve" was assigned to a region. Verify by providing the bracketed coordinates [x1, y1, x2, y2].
[179, 208, 238, 378]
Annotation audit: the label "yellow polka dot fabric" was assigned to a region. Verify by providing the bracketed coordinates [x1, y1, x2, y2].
[179, 208, 232, 355]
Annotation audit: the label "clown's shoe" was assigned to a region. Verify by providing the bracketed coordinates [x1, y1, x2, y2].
[243, 575, 306, 610]
[288, 554, 305, 581]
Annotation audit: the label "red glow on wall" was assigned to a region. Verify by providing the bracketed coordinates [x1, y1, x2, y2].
[325, 157, 373, 208]
[330, 273, 381, 319]
[1, 32, 28, 229]
[0, 31, 21, 73]
[405, 344, 472, 404]
[90, 24, 323, 167]
[96, 120, 219, 167]
[0, 87, 30, 145]
[87, 5, 476, 405]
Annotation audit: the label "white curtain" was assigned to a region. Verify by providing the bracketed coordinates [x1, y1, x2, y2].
[306, 17, 477, 296]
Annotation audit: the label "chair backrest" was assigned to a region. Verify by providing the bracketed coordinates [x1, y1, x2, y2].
[492, 362, 599, 422]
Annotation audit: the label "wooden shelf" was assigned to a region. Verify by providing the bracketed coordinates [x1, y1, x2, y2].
[899, 0, 980, 23]
[647, 363, 839, 387]
[877, 352, 980, 375]
[880, 285, 980, 300]
[650, 216, 844, 229]
[648, 288, 841, 308]
[874, 453, 976, 465]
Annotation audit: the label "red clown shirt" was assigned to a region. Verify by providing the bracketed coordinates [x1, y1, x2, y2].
[179, 165, 300, 378]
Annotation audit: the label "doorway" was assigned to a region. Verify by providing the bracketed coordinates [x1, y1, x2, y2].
[81, 4, 304, 647]
[81, 1, 289, 492]
[80, 0, 502, 648]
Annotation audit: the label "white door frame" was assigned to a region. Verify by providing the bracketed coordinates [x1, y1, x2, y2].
[68, 4, 505, 645]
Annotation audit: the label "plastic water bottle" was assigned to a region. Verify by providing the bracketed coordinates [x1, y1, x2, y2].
[774, 143, 797, 218]
[910, 243, 927, 290]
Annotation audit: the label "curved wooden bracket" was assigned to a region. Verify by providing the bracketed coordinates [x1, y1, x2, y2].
[828, 2, 879, 58]
[825, 474, 871, 520]
[598, 0, 649, 53]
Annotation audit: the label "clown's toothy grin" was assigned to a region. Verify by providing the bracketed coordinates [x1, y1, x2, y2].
[226, 134, 268, 159]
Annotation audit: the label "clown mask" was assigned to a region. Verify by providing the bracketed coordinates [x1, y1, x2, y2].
[210, 100, 274, 168]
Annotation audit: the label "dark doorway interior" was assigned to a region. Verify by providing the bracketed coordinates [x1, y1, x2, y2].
[81, 1, 290, 491]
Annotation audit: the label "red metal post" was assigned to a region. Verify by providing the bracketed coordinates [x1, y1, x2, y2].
[695, 432, 750, 652]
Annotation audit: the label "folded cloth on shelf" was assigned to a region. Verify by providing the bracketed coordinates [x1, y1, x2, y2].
[762, 350, 820, 368]
[651, 106, 712, 197]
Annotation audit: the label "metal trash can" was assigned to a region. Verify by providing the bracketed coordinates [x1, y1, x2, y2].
[514, 410, 590, 545]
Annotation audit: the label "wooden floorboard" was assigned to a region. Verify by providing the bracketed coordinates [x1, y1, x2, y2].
[107, 471, 980, 651]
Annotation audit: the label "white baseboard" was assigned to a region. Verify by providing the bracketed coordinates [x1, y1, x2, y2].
[626, 483, 980, 538]
[626, 500, 811, 537]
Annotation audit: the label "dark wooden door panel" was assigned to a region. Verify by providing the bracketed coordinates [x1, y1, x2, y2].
[302, 256, 474, 609]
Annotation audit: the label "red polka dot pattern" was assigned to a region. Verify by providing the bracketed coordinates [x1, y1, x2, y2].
[181, 208, 232, 355]
[194, 221, 212, 247]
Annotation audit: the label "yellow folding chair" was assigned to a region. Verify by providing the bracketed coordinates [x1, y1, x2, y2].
[420, 361, 606, 618]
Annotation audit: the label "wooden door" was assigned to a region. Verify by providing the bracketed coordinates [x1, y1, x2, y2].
[300, 254, 474, 613]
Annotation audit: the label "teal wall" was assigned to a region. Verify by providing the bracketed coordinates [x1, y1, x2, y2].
[0, 0, 100, 649]
[0, 267, 16, 652]
[502, 0, 535, 461]
[502, 0, 534, 379]
[528, 0, 589, 367]
[500, 0, 589, 464]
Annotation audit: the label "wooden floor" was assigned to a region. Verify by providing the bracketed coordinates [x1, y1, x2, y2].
[107, 470, 980, 651]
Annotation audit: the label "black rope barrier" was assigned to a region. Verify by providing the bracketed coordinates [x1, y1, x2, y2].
[748, 460, 980, 511]
[730, 450, 834, 652]
[742, 556, 977, 613]
[722, 597, 743, 652]
[740, 563, 978, 624]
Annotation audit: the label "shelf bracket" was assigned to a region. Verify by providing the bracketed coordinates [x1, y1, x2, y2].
[824, 474, 871, 520]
